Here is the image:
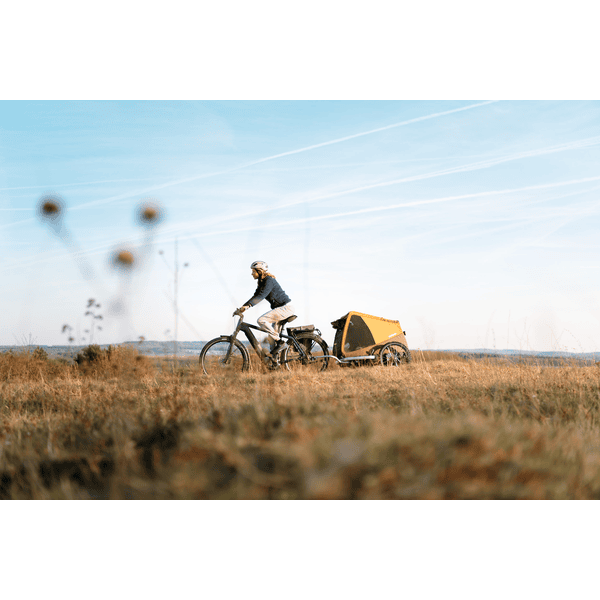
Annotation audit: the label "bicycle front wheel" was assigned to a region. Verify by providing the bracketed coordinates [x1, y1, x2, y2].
[200, 337, 249, 375]
[281, 333, 329, 373]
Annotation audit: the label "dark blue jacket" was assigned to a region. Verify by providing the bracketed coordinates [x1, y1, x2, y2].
[245, 276, 291, 309]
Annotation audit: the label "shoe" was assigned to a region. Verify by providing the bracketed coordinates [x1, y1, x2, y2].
[272, 339, 287, 355]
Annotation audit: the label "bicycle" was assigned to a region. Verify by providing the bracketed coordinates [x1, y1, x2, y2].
[199, 312, 329, 374]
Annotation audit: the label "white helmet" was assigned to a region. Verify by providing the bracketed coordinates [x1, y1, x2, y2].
[251, 260, 268, 271]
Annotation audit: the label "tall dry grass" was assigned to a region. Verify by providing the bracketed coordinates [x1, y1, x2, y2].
[1, 347, 600, 499]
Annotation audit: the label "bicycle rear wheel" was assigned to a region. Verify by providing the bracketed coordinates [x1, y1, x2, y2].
[200, 337, 249, 374]
[281, 333, 329, 373]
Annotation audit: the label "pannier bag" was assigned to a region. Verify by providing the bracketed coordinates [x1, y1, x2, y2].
[287, 324, 320, 336]
[287, 324, 322, 353]
[331, 311, 408, 358]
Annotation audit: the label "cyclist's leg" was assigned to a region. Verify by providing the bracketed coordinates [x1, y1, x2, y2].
[273, 305, 295, 354]
[258, 304, 295, 345]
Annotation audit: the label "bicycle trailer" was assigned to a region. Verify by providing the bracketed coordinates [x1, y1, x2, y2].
[330, 311, 412, 366]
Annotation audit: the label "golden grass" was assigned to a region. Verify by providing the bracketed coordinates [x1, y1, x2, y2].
[1, 348, 600, 499]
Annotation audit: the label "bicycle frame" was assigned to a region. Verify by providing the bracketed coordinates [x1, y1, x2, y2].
[227, 315, 311, 364]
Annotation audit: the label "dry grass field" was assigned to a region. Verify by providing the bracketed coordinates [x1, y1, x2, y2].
[1, 346, 600, 499]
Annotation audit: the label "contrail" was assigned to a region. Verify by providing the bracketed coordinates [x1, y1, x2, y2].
[157, 172, 600, 241]
[12, 171, 598, 270]
[229, 101, 499, 167]
[155, 175, 600, 243]
[246, 153, 496, 173]
[254, 135, 600, 214]
[153, 135, 600, 238]
[0, 217, 34, 229]
[5, 175, 599, 275]
[10, 110, 600, 270]
[1, 101, 499, 234]
[68, 100, 499, 212]
[407, 183, 600, 244]
[0, 177, 158, 192]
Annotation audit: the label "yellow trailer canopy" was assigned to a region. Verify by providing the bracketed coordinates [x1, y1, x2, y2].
[331, 311, 408, 358]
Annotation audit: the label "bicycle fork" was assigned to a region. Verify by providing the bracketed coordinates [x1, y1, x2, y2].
[223, 338, 236, 364]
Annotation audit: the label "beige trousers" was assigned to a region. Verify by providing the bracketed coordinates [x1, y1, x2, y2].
[257, 304, 296, 343]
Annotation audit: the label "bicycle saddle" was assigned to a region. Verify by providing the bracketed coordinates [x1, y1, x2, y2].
[279, 315, 297, 327]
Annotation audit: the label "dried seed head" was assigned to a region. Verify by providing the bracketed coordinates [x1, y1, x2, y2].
[136, 200, 164, 227]
[43, 201, 60, 215]
[110, 246, 138, 272]
[116, 250, 135, 265]
[142, 206, 157, 220]
[37, 194, 65, 224]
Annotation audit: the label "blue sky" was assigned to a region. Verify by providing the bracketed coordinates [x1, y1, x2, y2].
[2, 100, 600, 351]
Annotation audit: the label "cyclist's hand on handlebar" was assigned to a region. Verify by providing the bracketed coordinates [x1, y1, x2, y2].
[233, 306, 247, 317]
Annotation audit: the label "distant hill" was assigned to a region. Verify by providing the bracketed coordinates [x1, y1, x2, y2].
[443, 349, 600, 360]
[2, 343, 599, 363]
[0, 341, 209, 359]
[434, 349, 600, 365]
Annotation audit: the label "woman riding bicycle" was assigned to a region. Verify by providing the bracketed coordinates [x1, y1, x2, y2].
[234, 261, 295, 356]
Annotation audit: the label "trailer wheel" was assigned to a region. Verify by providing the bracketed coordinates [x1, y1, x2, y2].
[379, 342, 412, 366]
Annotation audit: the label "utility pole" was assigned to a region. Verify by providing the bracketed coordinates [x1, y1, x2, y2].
[174, 237, 179, 360]
[304, 202, 310, 321]
[159, 239, 188, 365]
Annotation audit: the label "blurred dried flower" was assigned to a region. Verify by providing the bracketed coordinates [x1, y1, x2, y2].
[42, 201, 59, 215]
[136, 200, 164, 227]
[37, 194, 65, 226]
[111, 248, 136, 270]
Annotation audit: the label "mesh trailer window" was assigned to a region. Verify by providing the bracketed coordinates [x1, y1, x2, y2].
[344, 314, 376, 353]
